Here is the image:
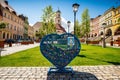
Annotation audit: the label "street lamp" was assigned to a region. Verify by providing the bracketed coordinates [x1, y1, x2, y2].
[102, 23, 106, 48]
[67, 21, 71, 33]
[72, 3, 80, 35]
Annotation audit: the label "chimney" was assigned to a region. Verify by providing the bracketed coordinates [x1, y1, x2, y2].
[5, 0, 8, 5]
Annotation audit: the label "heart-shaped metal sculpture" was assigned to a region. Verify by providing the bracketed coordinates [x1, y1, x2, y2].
[40, 33, 81, 70]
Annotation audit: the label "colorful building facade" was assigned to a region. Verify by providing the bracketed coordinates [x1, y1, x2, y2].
[0, 0, 24, 41]
[112, 6, 120, 40]
[90, 6, 120, 42]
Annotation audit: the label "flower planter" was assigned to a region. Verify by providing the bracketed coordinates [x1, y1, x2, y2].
[21, 42, 29, 45]
[0, 41, 4, 48]
[9, 43, 12, 47]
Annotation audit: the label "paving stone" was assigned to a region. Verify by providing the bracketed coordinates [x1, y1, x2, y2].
[0, 65, 120, 80]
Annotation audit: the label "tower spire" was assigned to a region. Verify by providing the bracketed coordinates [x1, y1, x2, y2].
[55, 7, 61, 24]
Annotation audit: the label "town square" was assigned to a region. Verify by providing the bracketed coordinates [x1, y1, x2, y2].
[0, 0, 120, 80]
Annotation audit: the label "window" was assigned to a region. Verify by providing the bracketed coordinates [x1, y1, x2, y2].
[110, 20, 112, 24]
[110, 12, 112, 16]
[6, 23, 9, 28]
[11, 16, 13, 20]
[108, 21, 109, 25]
[14, 26, 16, 30]
[7, 33, 9, 39]
[114, 11, 116, 15]
[4, 13, 6, 17]
[58, 20, 60, 23]
[8, 24, 10, 29]
[115, 20, 116, 23]
[58, 14, 60, 17]
[8, 15, 10, 19]
[119, 9, 120, 13]
[11, 24, 13, 29]
[3, 32, 5, 39]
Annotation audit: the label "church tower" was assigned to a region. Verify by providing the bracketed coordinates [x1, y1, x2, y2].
[55, 9, 61, 25]
[55, 9, 66, 34]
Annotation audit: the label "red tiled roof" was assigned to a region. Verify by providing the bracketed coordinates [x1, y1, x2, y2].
[55, 24, 66, 32]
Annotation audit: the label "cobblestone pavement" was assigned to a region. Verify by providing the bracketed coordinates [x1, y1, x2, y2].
[0, 65, 120, 80]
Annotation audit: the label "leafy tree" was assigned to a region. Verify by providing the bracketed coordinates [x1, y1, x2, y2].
[75, 20, 80, 37]
[24, 16, 29, 40]
[81, 8, 90, 43]
[0, 22, 7, 29]
[39, 5, 56, 38]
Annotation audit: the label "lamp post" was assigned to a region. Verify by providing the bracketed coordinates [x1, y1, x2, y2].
[102, 23, 106, 48]
[72, 3, 80, 36]
[67, 21, 71, 33]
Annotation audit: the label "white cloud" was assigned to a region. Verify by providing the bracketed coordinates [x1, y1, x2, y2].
[61, 17, 74, 33]
[29, 23, 34, 26]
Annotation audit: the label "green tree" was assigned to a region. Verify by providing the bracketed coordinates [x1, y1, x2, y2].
[0, 22, 7, 29]
[75, 20, 80, 37]
[81, 8, 90, 44]
[39, 5, 56, 38]
[79, 24, 85, 38]
[24, 16, 29, 40]
[19, 14, 29, 40]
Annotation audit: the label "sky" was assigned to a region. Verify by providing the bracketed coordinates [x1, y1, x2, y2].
[7, 0, 119, 32]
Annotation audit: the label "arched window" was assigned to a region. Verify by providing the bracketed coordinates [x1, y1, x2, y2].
[3, 32, 5, 39]
[100, 31, 103, 35]
[114, 27, 120, 35]
[106, 29, 112, 36]
[7, 33, 9, 39]
[94, 33, 97, 37]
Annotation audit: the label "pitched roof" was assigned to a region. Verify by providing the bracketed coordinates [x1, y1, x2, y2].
[0, 0, 17, 15]
[32, 22, 42, 29]
[55, 24, 66, 32]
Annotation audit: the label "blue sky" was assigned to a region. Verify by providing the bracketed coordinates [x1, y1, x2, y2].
[8, 0, 118, 26]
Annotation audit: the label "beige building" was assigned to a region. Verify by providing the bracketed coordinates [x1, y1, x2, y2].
[0, 0, 24, 41]
[90, 15, 101, 38]
[32, 22, 42, 40]
[28, 25, 34, 40]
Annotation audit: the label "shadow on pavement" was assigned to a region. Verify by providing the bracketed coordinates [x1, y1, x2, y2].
[47, 71, 98, 80]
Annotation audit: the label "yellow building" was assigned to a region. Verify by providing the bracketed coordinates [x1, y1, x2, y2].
[112, 6, 120, 40]
[90, 6, 120, 43]
[103, 7, 114, 37]
[99, 6, 120, 41]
